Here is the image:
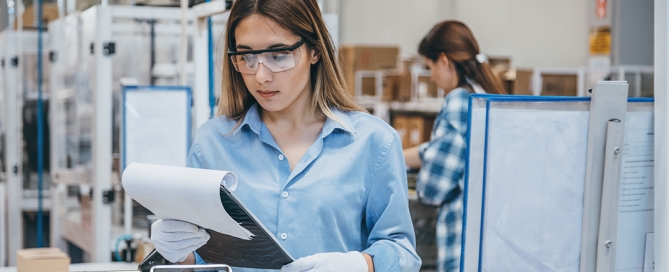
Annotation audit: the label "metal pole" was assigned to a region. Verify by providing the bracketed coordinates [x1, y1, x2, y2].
[92, 6, 113, 262]
[579, 81, 629, 272]
[8, 0, 26, 264]
[653, 0, 668, 271]
[36, 0, 44, 248]
[208, 14, 214, 118]
[594, 119, 625, 272]
[180, 0, 187, 85]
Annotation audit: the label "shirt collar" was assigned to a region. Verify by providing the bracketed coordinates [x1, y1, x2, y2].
[232, 103, 262, 136]
[321, 107, 356, 137]
[232, 103, 357, 137]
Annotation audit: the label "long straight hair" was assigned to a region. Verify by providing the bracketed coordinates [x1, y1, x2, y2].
[218, 0, 366, 122]
[418, 21, 506, 94]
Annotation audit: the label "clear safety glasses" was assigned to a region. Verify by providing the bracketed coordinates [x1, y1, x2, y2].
[229, 39, 306, 74]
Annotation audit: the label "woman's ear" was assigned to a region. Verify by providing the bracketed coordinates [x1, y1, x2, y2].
[438, 53, 450, 67]
[310, 48, 321, 64]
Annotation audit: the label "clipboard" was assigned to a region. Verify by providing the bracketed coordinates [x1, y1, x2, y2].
[196, 185, 294, 269]
[122, 163, 294, 270]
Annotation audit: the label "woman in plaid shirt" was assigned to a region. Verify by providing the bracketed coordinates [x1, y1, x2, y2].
[403, 21, 506, 272]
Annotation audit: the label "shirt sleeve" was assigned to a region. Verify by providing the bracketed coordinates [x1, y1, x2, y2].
[193, 251, 207, 264]
[416, 94, 468, 206]
[186, 135, 208, 169]
[362, 131, 422, 272]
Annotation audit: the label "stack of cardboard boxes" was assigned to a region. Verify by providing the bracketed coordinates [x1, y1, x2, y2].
[501, 69, 578, 96]
[392, 114, 435, 149]
[338, 47, 579, 149]
[339, 45, 439, 102]
[338, 45, 439, 148]
[339, 45, 399, 98]
[14, 4, 59, 30]
[489, 57, 578, 96]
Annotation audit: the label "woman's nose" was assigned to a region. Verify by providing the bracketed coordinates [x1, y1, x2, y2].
[255, 62, 273, 83]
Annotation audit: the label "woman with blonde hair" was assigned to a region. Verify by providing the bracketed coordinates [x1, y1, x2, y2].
[149, 0, 422, 271]
[404, 20, 506, 272]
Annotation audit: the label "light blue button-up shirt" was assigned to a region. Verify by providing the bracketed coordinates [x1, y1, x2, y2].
[189, 104, 421, 272]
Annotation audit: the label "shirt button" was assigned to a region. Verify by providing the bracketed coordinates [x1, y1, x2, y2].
[280, 233, 287, 240]
[282, 191, 289, 198]
[278, 154, 285, 160]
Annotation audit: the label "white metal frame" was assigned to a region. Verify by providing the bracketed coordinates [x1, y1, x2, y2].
[353, 68, 445, 103]
[610, 65, 654, 97]
[49, 5, 203, 263]
[526, 66, 653, 98]
[1, 27, 59, 267]
[192, 0, 228, 128]
[0, 30, 5, 265]
[1, 30, 24, 267]
[653, 0, 668, 271]
[530, 67, 587, 97]
[411, 68, 445, 100]
[0, 33, 8, 268]
[91, 6, 114, 263]
[354, 70, 387, 100]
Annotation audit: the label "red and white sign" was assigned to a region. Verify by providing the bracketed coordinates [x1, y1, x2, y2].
[596, 0, 607, 19]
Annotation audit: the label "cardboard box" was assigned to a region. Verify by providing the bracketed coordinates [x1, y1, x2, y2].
[488, 56, 511, 73]
[80, 194, 92, 231]
[383, 74, 402, 101]
[359, 74, 401, 101]
[408, 116, 434, 148]
[417, 76, 439, 98]
[17, 248, 70, 272]
[541, 74, 578, 96]
[361, 77, 376, 97]
[513, 69, 533, 95]
[392, 115, 411, 149]
[398, 73, 413, 101]
[15, 4, 59, 30]
[339, 45, 399, 95]
[492, 69, 514, 94]
[135, 239, 155, 263]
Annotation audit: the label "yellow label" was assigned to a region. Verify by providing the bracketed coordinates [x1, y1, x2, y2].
[590, 26, 611, 55]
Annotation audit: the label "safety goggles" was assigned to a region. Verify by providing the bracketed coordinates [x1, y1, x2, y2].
[229, 39, 306, 74]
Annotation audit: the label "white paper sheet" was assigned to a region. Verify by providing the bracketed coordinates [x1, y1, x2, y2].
[616, 110, 655, 272]
[481, 104, 589, 272]
[122, 163, 253, 240]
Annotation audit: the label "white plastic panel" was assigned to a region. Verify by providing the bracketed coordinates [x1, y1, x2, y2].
[480, 100, 590, 272]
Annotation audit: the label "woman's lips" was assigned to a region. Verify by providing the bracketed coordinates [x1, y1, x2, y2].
[258, 90, 279, 99]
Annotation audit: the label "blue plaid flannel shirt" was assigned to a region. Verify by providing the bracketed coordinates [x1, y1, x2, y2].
[417, 87, 471, 272]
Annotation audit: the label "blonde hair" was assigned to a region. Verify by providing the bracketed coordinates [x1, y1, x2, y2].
[217, 0, 366, 125]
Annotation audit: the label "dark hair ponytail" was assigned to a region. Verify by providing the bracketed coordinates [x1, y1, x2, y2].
[418, 20, 506, 95]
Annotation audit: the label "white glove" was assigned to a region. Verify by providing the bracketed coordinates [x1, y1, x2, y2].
[280, 251, 368, 272]
[150, 219, 210, 263]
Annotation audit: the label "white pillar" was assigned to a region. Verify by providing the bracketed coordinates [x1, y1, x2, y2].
[5, 31, 23, 267]
[654, 0, 668, 271]
[92, 6, 113, 262]
[193, 20, 210, 128]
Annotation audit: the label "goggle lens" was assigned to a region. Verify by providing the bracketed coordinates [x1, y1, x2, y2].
[229, 43, 303, 74]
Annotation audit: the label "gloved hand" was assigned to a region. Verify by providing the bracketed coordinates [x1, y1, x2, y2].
[150, 219, 210, 263]
[280, 251, 368, 272]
